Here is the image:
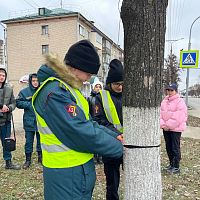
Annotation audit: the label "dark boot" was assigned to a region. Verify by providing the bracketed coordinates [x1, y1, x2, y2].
[167, 159, 180, 174]
[167, 167, 180, 174]
[37, 151, 42, 164]
[165, 159, 174, 170]
[22, 153, 32, 169]
[5, 160, 21, 170]
[165, 164, 173, 170]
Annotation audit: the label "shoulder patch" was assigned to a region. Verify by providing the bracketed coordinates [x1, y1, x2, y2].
[65, 104, 78, 118]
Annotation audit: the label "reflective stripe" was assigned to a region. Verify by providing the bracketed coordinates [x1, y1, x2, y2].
[41, 143, 70, 152]
[38, 125, 52, 134]
[100, 90, 123, 132]
[101, 90, 114, 124]
[116, 124, 123, 131]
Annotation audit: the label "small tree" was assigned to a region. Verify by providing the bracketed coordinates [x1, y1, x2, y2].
[164, 52, 181, 86]
[121, 0, 168, 199]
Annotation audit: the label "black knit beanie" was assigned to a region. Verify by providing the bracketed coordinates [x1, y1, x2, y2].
[106, 59, 123, 84]
[64, 40, 100, 74]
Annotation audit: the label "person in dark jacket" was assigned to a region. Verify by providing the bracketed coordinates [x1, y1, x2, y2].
[94, 59, 123, 200]
[32, 40, 123, 200]
[0, 68, 20, 170]
[88, 80, 103, 118]
[87, 80, 103, 164]
[16, 73, 42, 169]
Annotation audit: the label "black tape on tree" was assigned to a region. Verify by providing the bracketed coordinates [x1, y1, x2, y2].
[123, 144, 161, 149]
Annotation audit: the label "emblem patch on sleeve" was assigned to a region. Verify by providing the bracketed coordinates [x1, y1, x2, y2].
[65, 105, 78, 117]
[94, 104, 100, 114]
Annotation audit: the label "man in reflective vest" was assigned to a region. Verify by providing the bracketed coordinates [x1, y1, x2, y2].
[94, 59, 123, 200]
[32, 40, 123, 200]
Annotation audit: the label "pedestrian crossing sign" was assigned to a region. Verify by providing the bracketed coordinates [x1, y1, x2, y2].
[180, 50, 199, 68]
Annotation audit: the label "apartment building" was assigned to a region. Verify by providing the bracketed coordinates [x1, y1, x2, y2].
[1, 7, 124, 95]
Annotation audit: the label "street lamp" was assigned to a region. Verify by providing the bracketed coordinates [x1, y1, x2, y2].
[185, 16, 200, 107]
[166, 38, 184, 56]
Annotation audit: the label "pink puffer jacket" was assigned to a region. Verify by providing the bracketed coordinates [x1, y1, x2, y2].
[160, 94, 187, 132]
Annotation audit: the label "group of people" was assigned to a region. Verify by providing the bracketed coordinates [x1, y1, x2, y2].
[0, 39, 188, 200]
[0, 68, 41, 170]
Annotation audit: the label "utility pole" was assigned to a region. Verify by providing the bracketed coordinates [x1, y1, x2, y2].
[185, 16, 200, 107]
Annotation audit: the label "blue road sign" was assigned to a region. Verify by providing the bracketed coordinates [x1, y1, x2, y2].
[180, 50, 199, 68]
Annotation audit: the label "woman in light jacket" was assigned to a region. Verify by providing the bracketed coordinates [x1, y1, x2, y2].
[160, 83, 187, 174]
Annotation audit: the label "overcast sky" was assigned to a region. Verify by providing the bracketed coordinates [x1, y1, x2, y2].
[1, 0, 200, 90]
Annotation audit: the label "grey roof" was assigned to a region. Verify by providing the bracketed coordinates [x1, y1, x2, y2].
[1, 8, 76, 23]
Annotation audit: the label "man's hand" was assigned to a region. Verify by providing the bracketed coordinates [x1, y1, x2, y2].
[1, 105, 9, 113]
[117, 134, 124, 143]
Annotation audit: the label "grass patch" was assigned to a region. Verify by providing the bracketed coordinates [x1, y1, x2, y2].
[0, 134, 200, 199]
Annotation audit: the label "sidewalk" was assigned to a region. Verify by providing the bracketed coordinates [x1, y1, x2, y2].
[182, 108, 200, 139]
[182, 126, 200, 139]
[13, 108, 200, 139]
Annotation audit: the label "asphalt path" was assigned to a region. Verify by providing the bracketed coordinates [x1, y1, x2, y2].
[187, 97, 200, 118]
[12, 98, 200, 139]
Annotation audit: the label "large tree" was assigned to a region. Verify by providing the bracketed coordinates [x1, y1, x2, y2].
[121, 0, 168, 199]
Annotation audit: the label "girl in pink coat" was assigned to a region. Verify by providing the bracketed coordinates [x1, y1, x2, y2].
[160, 83, 187, 174]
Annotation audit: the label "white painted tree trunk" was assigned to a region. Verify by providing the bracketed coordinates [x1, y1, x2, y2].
[121, 0, 168, 198]
[123, 107, 162, 200]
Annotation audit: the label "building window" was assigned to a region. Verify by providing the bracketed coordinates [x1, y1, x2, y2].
[96, 33, 102, 44]
[42, 45, 49, 54]
[39, 8, 45, 16]
[42, 25, 49, 35]
[79, 25, 85, 36]
[103, 40, 111, 49]
[85, 30, 90, 39]
[106, 40, 111, 49]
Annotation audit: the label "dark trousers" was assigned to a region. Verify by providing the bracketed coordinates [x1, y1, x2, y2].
[104, 158, 122, 200]
[163, 130, 182, 168]
[25, 131, 41, 153]
[0, 121, 12, 160]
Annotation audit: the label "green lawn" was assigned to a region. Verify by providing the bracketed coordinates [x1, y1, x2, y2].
[0, 133, 200, 200]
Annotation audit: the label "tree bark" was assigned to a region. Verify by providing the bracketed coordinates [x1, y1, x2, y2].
[121, 0, 168, 199]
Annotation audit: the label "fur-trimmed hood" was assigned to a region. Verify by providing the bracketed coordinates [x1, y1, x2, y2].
[37, 54, 83, 89]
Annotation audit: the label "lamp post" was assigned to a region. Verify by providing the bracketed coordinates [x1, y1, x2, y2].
[185, 16, 200, 107]
[166, 38, 184, 56]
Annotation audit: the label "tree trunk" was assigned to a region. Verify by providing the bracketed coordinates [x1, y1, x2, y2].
[121, 0, 168, 199]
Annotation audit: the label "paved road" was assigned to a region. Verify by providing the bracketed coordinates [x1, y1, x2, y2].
[187, 97, 200, 110]
[187, 97, 200, 118]
[182, 97, 200, 139]
[12, 98, 200, 139]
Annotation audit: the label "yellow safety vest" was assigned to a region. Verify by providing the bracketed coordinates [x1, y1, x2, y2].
[100, 90, 123, 133]
[32, 77, 93, 168]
